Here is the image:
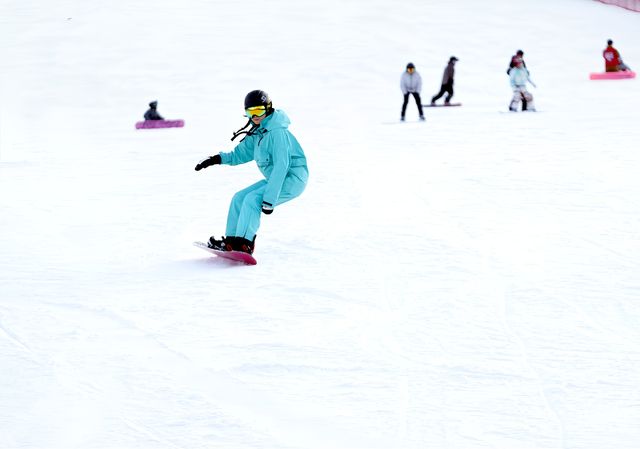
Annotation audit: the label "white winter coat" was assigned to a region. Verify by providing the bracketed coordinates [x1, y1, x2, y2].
[400, 71, 422, 94]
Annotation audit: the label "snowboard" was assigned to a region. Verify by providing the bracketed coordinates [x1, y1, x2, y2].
[423, 102, 462, 107]
[382, 119, 426, 124]
[135, 119, 185, 129]
[193, 241, 257, 265]
[499, 110, 539, 113]
[589, 71, 636, 80]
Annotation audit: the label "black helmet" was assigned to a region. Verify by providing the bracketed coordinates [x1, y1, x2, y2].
[607, 39, 613, 45]
[149, 101, 158, 108]
[231, 90, 272, 141]
[406, 62, 415, 69]
[244, 89, 272, 111]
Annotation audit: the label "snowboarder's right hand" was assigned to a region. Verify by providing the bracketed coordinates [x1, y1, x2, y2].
[195, 155, 221, 171]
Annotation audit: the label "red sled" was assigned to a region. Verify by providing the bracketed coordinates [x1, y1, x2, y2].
[589, 71, 636, 80]
[193, 241, 257, 265]
[423, 102, 462, 107]
[135, 119, 185, 129]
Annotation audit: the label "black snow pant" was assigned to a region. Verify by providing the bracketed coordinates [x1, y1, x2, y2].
[401, 92, 424, 118]
[431, 81, 454, 103]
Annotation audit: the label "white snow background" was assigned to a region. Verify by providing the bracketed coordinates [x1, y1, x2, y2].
[1, 0, 640, 448]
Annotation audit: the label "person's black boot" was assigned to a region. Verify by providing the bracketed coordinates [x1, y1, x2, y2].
[226, 236, 254, 254]
[207, 236, 226, 251]
[242, 237, 256, 254]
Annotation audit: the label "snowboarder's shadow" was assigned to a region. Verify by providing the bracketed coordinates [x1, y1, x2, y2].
[153, 257, 246, 276]
[183, 257, 246, 269]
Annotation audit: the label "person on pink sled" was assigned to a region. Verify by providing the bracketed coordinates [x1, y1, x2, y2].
[194, 90, 309, 255]
[144, 101, 164, 121]
[603, 39, 631, 72]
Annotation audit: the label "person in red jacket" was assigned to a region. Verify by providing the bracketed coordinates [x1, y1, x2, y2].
[603, 40, 630, 72]
[507, 50, 527, 76]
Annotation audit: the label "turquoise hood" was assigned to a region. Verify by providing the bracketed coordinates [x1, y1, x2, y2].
[219, 109, 308, 207]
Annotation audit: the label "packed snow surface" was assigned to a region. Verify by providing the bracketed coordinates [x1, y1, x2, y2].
[1, 0, 639, 448]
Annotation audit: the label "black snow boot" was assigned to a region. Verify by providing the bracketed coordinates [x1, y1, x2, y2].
[224, 236, 256, 254]
[207, 236, 226, 251]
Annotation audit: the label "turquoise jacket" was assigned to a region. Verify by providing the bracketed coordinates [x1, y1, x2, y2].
[509, 66, 533, 89]
[219, 110, 308, 207]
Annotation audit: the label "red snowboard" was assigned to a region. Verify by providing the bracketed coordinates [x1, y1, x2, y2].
[135, 119, 185, 129]
[193, 241, 257, 265]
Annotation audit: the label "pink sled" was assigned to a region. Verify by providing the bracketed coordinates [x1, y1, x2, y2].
[589, 71, 636, 80]
[135, 119, 185, 129]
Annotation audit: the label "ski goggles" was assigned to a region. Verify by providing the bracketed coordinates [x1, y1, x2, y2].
[246, 105, 267, 118]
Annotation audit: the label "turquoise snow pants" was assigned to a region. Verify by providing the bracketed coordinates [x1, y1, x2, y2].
[225, 176, 306, 240]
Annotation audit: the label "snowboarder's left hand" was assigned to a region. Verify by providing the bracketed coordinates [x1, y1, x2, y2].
[261, 201, 274, 215]
[195, 155, 221, 171]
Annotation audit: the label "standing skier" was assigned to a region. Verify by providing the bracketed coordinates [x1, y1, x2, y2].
[400, 63, 425, 121]
[430, 56, 458, 105]
[509, 58, 536, 112]
[194, 90, 308, 254]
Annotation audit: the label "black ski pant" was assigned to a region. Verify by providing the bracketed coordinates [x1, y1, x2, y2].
[401, 92, 424, 118]
[521, 92, 528, 110]
[431, 81, 454, 103]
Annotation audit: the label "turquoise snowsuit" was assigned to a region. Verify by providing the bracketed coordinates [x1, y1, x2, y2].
[218, 109, 308, 240]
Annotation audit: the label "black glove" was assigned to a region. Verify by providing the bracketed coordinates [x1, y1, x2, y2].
[195, 155, 221, 171]
[261, 201, 274, 215]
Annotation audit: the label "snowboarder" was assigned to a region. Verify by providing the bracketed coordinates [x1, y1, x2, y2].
[400, 62, 425, 121]
[194, 90, 309, 255]
[509, 58, 536, 112]
[431, 56, 458, 105]
[603, 39, 630, 72]
[507, 50, 529, 110]
[144, 101, 164, 121]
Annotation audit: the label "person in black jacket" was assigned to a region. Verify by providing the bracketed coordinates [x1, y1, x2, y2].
[144, 101, 164, 121]
[431, 56, 458, 105]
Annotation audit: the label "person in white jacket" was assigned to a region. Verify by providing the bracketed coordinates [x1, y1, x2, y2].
[400, 62, 425, 121]
[509, 58, 536, 112]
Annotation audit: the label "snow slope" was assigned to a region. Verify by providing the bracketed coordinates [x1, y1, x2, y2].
[1, 0, 640, 448]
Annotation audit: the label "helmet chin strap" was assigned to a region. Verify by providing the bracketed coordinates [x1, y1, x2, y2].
[231, 118, 259, 142]
[230, 106, 273, 142]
